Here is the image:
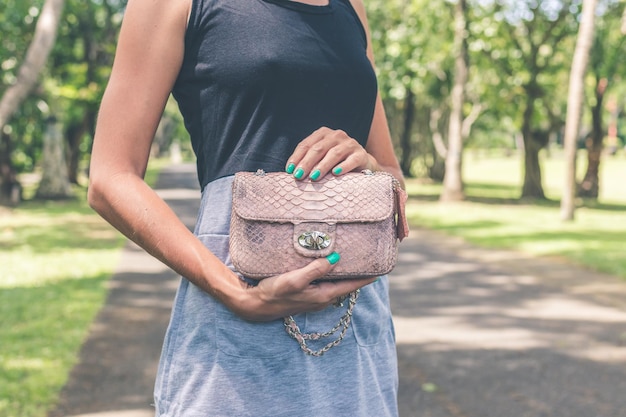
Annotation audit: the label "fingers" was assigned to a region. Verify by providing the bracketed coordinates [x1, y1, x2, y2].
[249, 252, 377, 320]
[281, 254, 377, 306]
[285, 127, 369, 181]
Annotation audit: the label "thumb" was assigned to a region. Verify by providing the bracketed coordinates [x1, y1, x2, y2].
[300, 252, 341, 284]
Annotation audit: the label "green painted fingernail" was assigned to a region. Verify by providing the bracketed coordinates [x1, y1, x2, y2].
[332, 166, 343, 175]
[310, 169, 321, 181]
[326, 252, 341, 265]
[294, 168, 305, 179]
[286, 163, 296, 174]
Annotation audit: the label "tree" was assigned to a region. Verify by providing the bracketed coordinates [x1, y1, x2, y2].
[0, 0, 65, 204]
[560, 0, 598, 221]
[473, 0, 579, 199]
[35, 116, 73, 199]
[579, 1, 626, 198]
[441, 0, 469, 202]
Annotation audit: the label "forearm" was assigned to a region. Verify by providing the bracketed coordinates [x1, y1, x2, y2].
[87, 171, 242, 304]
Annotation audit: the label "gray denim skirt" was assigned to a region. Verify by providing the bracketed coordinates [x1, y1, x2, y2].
[154, 175, 399, 417]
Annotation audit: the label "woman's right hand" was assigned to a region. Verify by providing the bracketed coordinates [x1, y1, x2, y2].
[224, 255, 377, 322]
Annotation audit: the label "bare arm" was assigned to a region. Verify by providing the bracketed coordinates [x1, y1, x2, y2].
[88, 0, 370, 321]
[88, 0, 235, 301]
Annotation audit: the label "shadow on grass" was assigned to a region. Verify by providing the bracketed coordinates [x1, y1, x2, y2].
[429, 224, 624, 243]
[2, 220, 122, 253]
[0, 273, 110, 417]
[409, 181, 626, 211]
[581, 200, 626, 212]
[0, 272, 109, 351]
[0, 201, 123, 254]
[417, 224, 626, 277]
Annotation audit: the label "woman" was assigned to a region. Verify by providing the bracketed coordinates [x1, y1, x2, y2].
[88, 0, 405, 415]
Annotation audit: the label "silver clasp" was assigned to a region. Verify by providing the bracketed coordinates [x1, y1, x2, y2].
[298, 231, 331, 250]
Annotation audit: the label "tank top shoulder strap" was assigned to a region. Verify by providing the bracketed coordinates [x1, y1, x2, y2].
[334, 0, 367, 46]
[185, 0, 219, 40]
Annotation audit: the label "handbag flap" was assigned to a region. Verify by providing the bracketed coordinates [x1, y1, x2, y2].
[232, 171, 395, 223]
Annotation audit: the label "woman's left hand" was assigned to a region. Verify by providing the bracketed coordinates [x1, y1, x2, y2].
[285, 127, 375, 181]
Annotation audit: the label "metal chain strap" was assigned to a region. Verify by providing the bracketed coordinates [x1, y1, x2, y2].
[283, 289, 360, 357]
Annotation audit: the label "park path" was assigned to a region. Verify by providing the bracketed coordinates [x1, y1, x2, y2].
[48, 164, 626, 417]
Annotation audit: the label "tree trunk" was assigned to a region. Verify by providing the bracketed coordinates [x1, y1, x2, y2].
[520, 93, 546, 200]
[579, 77, 606, 199]
[0, 0, 65, 129]
[66, 115, 87, 184]
[430, 108, 447, 159]
[561, 0, 597, 221]
[0, 132, 22, 206]
[441, 0, 468, 202]
[521, 138, 545, 199]
[36, 117, 73, 199]
[428, 148, 446, 182]
[65, 109, 96, 184]
[399, 89, 416, 177]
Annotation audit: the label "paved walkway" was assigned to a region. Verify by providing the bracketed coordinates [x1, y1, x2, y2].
[49, 164, 626, 417]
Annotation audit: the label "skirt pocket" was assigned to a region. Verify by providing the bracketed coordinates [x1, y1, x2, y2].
[195, 233, 293, 359]
[214, 303, 291, 359]
[350, 277, 392, 347]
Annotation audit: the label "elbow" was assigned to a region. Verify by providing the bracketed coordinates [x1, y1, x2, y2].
[87, 168, 116, 216]
[87, 176, 105, 214]
[87, 168, 142, 216]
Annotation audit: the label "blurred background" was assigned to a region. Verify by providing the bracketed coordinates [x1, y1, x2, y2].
[1, 0, 625, 416]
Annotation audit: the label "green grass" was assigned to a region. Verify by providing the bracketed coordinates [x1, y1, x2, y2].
[0, 158, 168, 417]
[407, 150, 626, 278]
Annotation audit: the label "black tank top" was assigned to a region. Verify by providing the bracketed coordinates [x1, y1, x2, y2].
[172, 0, 378, 189]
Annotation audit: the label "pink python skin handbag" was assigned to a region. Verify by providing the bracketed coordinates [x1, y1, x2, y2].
[230, 169, 409, 280]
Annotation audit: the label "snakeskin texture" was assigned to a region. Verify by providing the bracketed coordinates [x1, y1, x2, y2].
[230, 171, 404, 280]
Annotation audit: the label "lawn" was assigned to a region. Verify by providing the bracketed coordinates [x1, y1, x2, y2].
[0, 159, 168, 417]
[406, 150, 626, 278]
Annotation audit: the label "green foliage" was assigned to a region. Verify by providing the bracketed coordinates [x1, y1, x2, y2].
[0, 1, 47, 172]
[0, 1, 41, 88]
[1, 0, 625, 194]
[1, 0, 127, 178]
[364, 0, 626, 190]
[469, 0, 579, 135]
[366, 0, 456, 177]
[588, 1, 626, 101]
[368, 0, 455, 102]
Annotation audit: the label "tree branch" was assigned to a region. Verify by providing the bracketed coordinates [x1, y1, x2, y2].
[0, 0, 65, 129]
